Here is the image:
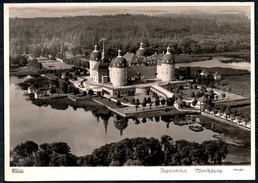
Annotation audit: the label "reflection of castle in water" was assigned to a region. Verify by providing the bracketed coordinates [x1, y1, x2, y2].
[113, 115, 128, 136]
[161, 115, 175, 128]
[97, 112, 185, 136]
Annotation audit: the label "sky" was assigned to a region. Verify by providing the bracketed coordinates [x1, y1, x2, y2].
[7, 3, 251, 18]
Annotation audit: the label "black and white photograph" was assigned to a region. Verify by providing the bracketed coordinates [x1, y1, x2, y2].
[4, 2, 255, 181]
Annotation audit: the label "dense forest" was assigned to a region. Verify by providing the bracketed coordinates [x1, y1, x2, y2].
[9, 13, 250, 59]
[10, 136, 228, 166]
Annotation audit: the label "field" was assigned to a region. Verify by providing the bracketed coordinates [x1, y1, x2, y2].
[215, 74, 250, 97]
[10, 66, 40, 76]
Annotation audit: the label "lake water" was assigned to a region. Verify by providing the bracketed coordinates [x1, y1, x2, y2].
[176, 56, 250, 71]
[10, 76, 219, 156]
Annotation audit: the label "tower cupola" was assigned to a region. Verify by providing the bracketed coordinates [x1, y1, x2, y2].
[136, 42, 146, 57]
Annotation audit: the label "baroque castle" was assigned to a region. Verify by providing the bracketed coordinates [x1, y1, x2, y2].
[89, 43, 176, 87]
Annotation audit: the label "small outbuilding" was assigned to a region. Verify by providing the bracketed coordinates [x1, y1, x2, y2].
[28, 85, 38, 94]
[213, 72, 222, 81]
[200, 69, 209, 77]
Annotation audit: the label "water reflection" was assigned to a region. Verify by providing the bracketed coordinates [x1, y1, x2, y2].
[110, 114, 197, 136]
[114, 115, 128, 136]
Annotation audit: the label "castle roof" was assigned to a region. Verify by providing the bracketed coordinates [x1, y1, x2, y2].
[110, 50, 128, 68]
[90, 45, 101, 61]
[92, 62, 109, 71]
[123, 52, 136, 64]
[135, 43, 146, 57]
[114, 116, 128, 136]
[161, 47, 175, 64]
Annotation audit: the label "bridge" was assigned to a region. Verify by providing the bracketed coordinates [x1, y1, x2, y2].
[150, 84, 174, 99]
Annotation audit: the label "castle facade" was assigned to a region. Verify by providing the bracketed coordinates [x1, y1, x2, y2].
[89, 43, 175, 88]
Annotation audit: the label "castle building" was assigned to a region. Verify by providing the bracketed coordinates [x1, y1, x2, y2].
[89, 45, 102, 79]
[89, 43, 176, 87]
[109, 50, 128, 87]
[156, 46, 175, 82]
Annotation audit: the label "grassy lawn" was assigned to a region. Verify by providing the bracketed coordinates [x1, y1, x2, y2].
[214, 99, 250, 108]
[10, 65, 40, 76]
[175, 88, 201, 99]
[215, 74, 250, 97]
[233, 106, 250, 113]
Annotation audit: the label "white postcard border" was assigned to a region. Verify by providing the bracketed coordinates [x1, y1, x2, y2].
[4, 2, 255, 181]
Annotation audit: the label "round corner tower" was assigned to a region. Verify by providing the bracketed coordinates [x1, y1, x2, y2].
[89, 45, 101, 78]
[109, 50, 128, 87]
[157, 46, 175, 82]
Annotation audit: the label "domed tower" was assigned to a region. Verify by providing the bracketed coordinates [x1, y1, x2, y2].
[109, 50, 128, 87]
[157, 46, 175, 82]
[135, 42, 145, 57]
[114, 115, 128, 136]
[89, 45, 101, 78]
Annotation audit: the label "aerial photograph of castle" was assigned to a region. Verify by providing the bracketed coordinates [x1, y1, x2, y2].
[5, 2, 254, 181]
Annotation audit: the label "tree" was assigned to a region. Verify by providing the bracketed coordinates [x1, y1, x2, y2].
[116, 100, 121, 107]
[221, 93, 226, 99]
[149, 102, 153, 109]
[34, 151, 50, 166]
[191, 92, 195, 98]
[146, 88, 150, 95]
[161, 99, 166, 107]
[135, 99, 140, 106]
[30, 44, 42, 57]
[135, 104, 139, 111]
[82, 91, 87, 96]
[48, 37, 61, 59]
[50, 142, 71, 154]
[192, 99, 197, 106]
[71, 46, 82, 56]
[88, 89, 94, 96]
[166, 98, 175, 106]
[160, 135, 173, 165]
[147, 97, 152, 104]
[131, 98, 136, 105]
[97, 91, 101, 97]
[62, 82, 69, 93]
[143, 97, 147, 104]
[202, 140, 228, 165]
[73, 88, 80, 95]
[12, 141, 38, 159]
[155, 98, 160, 107]
[142, 101, 146, 110]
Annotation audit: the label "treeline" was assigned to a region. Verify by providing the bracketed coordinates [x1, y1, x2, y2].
[10, 14, 250, 58]
[10, 136, 228, 166]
